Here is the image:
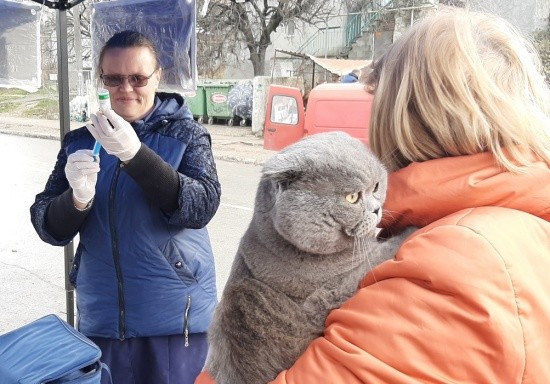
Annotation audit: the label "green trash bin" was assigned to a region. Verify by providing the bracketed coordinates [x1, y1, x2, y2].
[204, 81, 237, 126]
[185, 85, 207, 123]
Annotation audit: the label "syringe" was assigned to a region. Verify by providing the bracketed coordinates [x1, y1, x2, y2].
[92, 141, 102, 161]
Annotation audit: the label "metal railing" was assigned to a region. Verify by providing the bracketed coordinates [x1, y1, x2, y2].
[297, 0, 425, 57]
[345, 13, 362, 47]
[297, 26, 346, 57]
[297, 9, 390, 57]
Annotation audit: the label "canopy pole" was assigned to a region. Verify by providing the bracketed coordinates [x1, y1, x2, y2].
[30, 0, 86, 327]
[56, 7, 76, 326]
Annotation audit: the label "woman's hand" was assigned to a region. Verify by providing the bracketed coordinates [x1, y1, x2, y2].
[87, 109, 141, 163]
[65, 149, 99, 208]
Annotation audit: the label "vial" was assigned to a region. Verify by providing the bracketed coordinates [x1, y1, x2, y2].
[98, 89, 111, 112]
[93, 89, 110, 161]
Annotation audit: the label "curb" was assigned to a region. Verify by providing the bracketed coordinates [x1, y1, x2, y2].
[0, 128, 269, 166]
[0, 129, 58, 141]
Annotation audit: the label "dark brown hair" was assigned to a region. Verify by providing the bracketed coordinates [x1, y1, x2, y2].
[98, 30, 161, 74]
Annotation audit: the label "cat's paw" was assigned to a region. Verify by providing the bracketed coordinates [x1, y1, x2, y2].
[303, 285, 354, 329]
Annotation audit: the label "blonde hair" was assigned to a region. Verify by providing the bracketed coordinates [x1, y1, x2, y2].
[367, 8, 550, 173]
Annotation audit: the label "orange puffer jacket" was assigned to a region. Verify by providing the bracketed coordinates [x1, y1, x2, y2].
[198, 151, 550, 384]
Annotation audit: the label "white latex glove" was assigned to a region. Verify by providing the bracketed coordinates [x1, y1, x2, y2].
[65, 149, 100, 205]
[87, 109, 141, 162]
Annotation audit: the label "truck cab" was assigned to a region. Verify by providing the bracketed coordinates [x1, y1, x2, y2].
[264, 83, 374, 151]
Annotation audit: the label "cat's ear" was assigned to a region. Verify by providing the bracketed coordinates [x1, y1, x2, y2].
[262, 153, 302, 187]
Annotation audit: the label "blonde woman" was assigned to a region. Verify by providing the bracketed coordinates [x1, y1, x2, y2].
[198, 8, 550, 384]
[200, 8, 550, 384]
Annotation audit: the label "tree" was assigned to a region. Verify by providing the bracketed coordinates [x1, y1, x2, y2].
[26, 0, 91, 68]
[198, 0, 347, 76]
[533, 25, 550, 84]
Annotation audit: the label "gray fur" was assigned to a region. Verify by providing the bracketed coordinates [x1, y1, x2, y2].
[206, 132, 411, 384]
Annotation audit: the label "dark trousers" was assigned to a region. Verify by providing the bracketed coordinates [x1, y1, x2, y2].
[90, 333, 208, 384]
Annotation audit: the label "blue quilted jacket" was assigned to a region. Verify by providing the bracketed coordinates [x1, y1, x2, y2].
[30, 93, 221, 340]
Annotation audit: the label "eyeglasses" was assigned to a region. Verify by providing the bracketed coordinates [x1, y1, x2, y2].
[100, 69, 157, 87]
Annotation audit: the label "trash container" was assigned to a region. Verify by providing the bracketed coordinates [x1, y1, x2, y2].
[204, 81, 237, 125]
[185, 85, 207, 123]
[227, 80, 253, 127]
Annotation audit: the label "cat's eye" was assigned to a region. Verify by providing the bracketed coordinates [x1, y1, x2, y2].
[373, 182, 379, 193]
[345, 192, 360, 204]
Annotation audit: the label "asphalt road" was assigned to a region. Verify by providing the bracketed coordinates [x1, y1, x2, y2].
[0, 133, 261, 332]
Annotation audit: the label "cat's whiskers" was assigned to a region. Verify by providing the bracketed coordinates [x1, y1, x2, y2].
[363, 239, 381, 284]
[352, 235, 371, 273]
[352, 235, 367, 268]
[382, 209, 398, 221]
[377, 147, 401, 168]
[363, 238, 384, 282]
[382, 209, 425, 228]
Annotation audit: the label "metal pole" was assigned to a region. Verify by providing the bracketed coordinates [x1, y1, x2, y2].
[74, 3, 82, 74]
[312, 62, 315, 89]
[324, 24, 328, 59]
[56, 7, 76, 327]
[270, 49, 277, 80]
[29, 0, 86, 327]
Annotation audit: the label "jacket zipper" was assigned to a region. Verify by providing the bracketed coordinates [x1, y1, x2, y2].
[109, 163, 126, 340]
[184, 295, 191, 347]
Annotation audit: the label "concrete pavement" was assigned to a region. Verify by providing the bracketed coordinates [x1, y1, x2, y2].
[0, 113, 276, 166]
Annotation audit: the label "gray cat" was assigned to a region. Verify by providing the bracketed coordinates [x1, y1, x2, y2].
[206, 132, 413, 384]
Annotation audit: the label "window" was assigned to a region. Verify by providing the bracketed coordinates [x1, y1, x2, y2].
[271, 95, 298, 124]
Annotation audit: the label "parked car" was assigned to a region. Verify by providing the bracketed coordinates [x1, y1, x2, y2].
[263, 82, 374, 150]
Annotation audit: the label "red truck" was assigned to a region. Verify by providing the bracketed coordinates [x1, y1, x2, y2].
[263, 82, 374, 151]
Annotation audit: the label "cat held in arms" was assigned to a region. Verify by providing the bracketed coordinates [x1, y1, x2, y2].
[205, 132, 415, 384]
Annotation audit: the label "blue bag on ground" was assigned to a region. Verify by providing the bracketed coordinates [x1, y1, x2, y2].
[0, 314, 111, 384]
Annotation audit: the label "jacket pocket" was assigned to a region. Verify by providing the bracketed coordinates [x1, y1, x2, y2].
[161, 238, 198, 286]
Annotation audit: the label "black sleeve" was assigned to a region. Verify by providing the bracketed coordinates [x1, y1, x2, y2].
[121, 144, 180, 213]
[45, 189, 92, 241]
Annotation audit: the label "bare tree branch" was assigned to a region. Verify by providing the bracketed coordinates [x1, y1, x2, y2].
[197, 0, 341, 76]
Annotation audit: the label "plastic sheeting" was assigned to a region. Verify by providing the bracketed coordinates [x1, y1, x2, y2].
[91, 0, 197, 93]
[274, 49, 372, 77]
[0, 0, 42, 92]
[310, 56, 372, 76]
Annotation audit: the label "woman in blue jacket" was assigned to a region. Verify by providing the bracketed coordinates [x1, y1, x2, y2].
[30, 30, 221, 384]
